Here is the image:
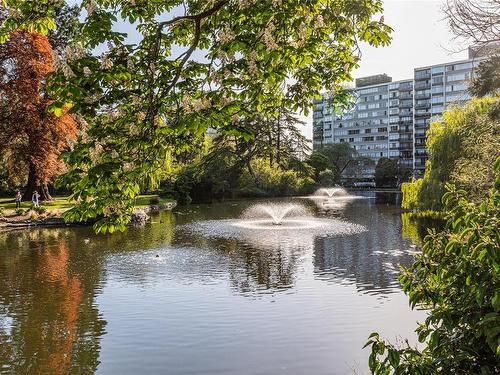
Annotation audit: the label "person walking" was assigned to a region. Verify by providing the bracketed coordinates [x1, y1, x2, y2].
[32, 191, 40, 208]
[15, 191, 22, 209]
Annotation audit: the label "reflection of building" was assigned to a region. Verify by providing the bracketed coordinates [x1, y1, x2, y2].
[313, 50, 492, 178]
[312, 200, 416, 295]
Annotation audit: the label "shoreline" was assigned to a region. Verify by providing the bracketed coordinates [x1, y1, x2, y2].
[0, 201, 177, 232]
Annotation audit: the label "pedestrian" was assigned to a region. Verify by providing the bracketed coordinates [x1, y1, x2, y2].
[32, 191, 40, 208]
[15, 191, 22, 209]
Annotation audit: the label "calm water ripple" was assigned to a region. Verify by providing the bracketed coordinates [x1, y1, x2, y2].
[0, 193, 428, 375]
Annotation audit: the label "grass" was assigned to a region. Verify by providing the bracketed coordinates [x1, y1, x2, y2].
[0, 194, 175, 216]
[134, 195, 175, 208]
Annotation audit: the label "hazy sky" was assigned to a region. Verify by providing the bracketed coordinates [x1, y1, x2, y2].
[354, 0, 468, 81]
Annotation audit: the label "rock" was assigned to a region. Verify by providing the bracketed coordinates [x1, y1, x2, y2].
[131, 208, 150, 225]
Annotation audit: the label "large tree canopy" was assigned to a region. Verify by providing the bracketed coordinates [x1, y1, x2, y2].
[1, 0, 391, 232]
[0, 30, 77, 200]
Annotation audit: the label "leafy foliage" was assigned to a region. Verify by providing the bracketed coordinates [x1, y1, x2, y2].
[0, 30, 77, 201]
[366, 156, 500, 374]
[1, 0, 392, 232]
[374, 157, 410, 188]
[402, 96, 500, 211]
[470, 54, 500, 98]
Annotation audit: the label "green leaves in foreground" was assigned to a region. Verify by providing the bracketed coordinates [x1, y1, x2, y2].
[2, 0, 392, 233]
[366, 156, 500, 374]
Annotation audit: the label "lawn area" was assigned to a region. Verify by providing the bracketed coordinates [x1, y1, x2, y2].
[0, 195, 175, 215]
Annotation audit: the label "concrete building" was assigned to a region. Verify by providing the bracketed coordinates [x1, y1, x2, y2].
[313, 53, 488, 178]
[413, 57, 484, 173]
[313, 76, 413, 178]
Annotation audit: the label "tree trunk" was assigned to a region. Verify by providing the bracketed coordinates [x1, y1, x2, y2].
[23, 162, 53, 201]
[268, 132, 273, 167]
[276, 119, 281, 166]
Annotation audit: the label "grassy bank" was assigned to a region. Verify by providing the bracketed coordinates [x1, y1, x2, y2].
[0, 195, 175, 216]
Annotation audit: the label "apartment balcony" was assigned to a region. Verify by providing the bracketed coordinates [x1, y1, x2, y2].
[415, 82, 431, 90]
[415, 102, 431, 109]
[399, 136, 413, 142]
[415, 72, 431, 80]
[415, 93, 431, 100]
[415, 111, 431, 118]
[399, 93, 413, 99]
[399, 102, 413, 109]
[399, 84, 413, 91]
[399, 111, 413, 117]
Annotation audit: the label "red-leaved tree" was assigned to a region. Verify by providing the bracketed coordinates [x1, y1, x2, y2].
[0, 31, 77, 201]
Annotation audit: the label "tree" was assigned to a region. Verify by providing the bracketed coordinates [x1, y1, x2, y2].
[316, 143, 359, 175]
[470, 54, 500, 97]
[401, 96, 500, 211]
[374, 157, 409, 188]
[366, 156, 500, 374]
[443, 0, 500, 48]
[169, 111, 314, 201]
[305, 151, 334, 180]
[374, 157, 398, 187]
[0, 31, 77, 200]
[1, 0, 392, 232]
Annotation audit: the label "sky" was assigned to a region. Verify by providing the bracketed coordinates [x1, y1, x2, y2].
[300, 0, 470, 139]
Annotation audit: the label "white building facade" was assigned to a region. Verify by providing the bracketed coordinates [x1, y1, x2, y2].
[313, 54, 487, 178]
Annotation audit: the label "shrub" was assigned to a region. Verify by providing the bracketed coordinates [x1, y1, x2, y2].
[33, 206, 47, 215]
[239, 159, 315, 197]
[15, 208, 24, 216]
[0, 207, 4, 217]
[366, 156, 500, 374]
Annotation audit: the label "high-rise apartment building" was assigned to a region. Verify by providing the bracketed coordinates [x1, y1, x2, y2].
[413, 58, 484, 173]
[313, 53, 487, 178]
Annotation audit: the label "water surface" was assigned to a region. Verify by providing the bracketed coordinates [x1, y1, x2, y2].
[0, 193, 426, 374]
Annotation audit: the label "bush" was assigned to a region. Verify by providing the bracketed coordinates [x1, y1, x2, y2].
[238, 159, 315, 197]
[33, 206, 47, 215]
[15, 208, 24, 216]
[366, 157, 500, 374]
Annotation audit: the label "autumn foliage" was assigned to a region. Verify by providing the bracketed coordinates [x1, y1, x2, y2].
[0, 31, 76, 200]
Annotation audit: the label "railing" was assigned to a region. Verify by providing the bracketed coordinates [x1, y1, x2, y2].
[415, 82, 431, 90]
[415, 72, 431, 80]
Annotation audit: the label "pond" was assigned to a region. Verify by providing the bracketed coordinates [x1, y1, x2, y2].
[0, 193, 427, 375]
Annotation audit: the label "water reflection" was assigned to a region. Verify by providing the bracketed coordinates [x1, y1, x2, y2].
[311, 196, 416, 295]
[0, 194, 430, 375]
[0, 231, 105, 374]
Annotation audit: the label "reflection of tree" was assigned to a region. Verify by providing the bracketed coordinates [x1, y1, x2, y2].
[0, 231, 105, 374]
[401, 213, 425, 247]
[185, 234, 307, 296]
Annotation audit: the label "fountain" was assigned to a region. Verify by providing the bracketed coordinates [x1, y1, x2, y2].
[242, 203, 309, 225]
[183, 201, 366, 239]
[314, 187, 348, 198]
